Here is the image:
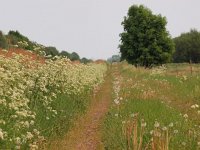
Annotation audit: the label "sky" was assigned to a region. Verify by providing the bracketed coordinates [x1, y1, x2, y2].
[0, 0, 200, 60]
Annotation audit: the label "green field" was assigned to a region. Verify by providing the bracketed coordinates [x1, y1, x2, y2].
[102, 62, 200, 150]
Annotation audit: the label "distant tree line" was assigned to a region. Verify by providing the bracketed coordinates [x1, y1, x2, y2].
[107, 55, 121, 63]
[173, 29, 200, 63]
[44, 46, 92, 63]
[0, 30, 92, 63]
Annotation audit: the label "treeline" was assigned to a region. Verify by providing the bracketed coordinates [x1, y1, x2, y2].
[118, 28, 200, 64]
[107, 55, 120, 63]
[0, 30, 92, 63]
[117, 28, 200, 64]
[173, 29, 200, 63]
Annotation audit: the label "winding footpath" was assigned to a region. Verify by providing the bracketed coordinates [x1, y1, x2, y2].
[49, 66, 114, 150]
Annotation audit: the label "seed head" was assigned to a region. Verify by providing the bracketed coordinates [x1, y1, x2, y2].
[154, 121, 160, 128]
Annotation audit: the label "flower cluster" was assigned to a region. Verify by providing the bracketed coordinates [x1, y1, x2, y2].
[150, 65, 167, 75]
[0, 53, 107, 149]
[112, 67, 123, 107]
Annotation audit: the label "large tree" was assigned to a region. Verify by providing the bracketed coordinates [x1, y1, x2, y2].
[119, 5, 174, 68]
[173, 29, 200, 63]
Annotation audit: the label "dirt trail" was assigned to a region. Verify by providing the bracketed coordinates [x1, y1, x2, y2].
[49, 69, 112, 150]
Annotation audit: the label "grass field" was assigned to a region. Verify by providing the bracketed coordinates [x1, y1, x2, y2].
[102, 62, 200, 150]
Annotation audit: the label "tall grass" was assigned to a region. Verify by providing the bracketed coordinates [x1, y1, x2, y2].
[102, 62, 200, 150]
[103, 99, 198, 149]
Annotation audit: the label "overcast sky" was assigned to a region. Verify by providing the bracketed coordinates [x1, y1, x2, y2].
[0, 0, 200, 59]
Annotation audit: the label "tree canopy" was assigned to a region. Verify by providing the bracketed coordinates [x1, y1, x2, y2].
[81, 57, 92, 64]
[119, 5, 174, 68]
[44, 46, 59, 58]
[70, 52, 80, 61]
[59, 50, 70, 58]
[173, 29, 200, 63]
[7, 30, 35, 50]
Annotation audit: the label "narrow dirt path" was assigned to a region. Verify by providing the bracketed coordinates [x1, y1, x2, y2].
[49, 69, 112, 150]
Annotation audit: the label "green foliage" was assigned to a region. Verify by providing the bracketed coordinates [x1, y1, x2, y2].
[44, 46, 59, 58]
[7, 30, 34, 50]
[119, 5, 174, 68]
[173, 29, 200, 63]
[70, 52, 80, 61]
[80, 57, 91, 64]
[60, 51, 89, 63]
[0, 31, 8, 49]
[59, 50, 70, 58]
[8, 30, 29, 42]
[107, 55, 121, 63]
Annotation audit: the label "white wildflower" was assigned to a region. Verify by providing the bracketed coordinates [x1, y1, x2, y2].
[174, 130, 178, 134]
[15, 145, 21, 150]
[0, 120, 5, 125]
[24, 121, 30, 128]
[150, 130, 154, 135]
[130, 113, 135, 118]
[33, 129, 40, 135]
[0, 129, 4, 140]
[162, 127, 167, 131]
[181, 142, 186, 146]
[114, 99, 120, 105]
[29, 143, 38, 150]
[15, 137, 21, 145]
[154, 121, 160, 128]
[141, 119, 147, 127]
[26, 132, 34, 140]
[169, 122, 174, 127]
[30, 120, 35, 125]
[197, 141, 200, 146]
[183, 114, 188, 118]
[122, 121, 126, 124]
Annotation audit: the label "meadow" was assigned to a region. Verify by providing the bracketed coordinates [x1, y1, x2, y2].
[1, 50, 200, 149]
[102, 62, 200, 150]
